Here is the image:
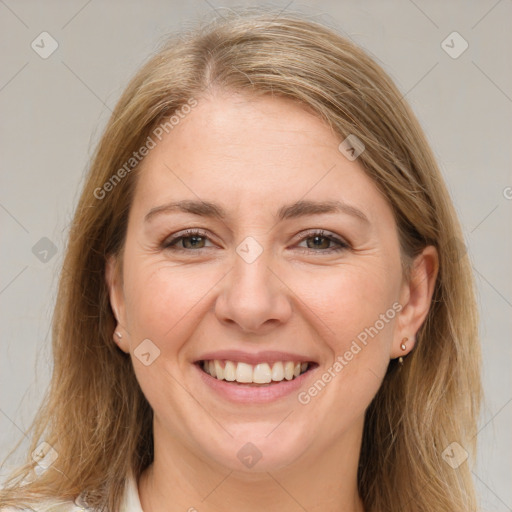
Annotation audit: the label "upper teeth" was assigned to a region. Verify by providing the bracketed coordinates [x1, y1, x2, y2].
[201, 360, 309, 384]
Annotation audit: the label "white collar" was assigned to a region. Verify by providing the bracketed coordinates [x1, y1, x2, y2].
[119, 471, 144, 512]
[6, 471, 145, 512]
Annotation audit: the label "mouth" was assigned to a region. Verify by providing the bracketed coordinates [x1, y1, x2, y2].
[195, 359, 317, 386]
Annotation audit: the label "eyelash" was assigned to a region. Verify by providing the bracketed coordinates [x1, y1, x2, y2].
[161, 229, 350, 254]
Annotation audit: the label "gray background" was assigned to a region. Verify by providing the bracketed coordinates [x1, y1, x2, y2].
[0, 1, 510, 510]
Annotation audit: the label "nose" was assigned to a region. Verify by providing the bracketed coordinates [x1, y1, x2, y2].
[214, 246, 293, 334]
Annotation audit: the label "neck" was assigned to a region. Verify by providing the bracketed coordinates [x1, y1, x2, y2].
[138, 416, 365, 512]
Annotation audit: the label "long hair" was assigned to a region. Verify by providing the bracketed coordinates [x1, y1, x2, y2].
[0, 8, 482, 512]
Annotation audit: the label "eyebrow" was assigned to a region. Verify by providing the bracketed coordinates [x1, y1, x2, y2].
[144, 199, 370, 224]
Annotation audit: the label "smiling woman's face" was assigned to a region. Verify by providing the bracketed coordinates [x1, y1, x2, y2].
[106, 90, 436, 474]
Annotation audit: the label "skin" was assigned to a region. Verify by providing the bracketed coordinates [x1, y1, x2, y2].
[106, 90, 438, 512]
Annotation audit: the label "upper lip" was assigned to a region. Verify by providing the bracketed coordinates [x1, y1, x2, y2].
[195, 350, 317, 365]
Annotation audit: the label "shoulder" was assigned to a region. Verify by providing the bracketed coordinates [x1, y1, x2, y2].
[1, 471, 139, 512]
[0, 499, 86, 512]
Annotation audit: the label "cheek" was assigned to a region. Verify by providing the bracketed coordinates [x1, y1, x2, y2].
[291, 262, 399, 348]
[295, 267, 399, 423]
[122, 260, 221, 352]
[119, 261, 261, 457]
[120, 262, 215, 430]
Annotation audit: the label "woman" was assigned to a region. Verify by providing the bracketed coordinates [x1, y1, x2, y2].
[0, 8, 482, 512]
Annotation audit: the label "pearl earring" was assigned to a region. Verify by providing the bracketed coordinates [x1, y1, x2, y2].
[398, 337, 408, 365]
[115, 331, 122, 339]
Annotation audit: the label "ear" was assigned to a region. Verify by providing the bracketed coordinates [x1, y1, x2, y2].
[105, 254, 130, 354]
[392, 245, 439, 358]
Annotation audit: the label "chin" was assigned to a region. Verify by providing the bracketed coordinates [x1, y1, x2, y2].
[195, 426, 308, 474]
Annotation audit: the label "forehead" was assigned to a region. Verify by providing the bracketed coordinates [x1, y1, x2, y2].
[130, 91, 393, 227]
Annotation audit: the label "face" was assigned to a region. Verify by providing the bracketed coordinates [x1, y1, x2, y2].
[106, 90, 436, 473]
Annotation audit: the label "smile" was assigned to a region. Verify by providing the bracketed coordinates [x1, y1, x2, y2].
[199, 359, 312, 385]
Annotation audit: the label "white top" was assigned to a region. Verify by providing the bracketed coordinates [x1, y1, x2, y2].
[118, 471, 144, 512]
[1, 472, 144, 512]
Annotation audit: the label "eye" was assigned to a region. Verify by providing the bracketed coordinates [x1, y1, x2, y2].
[295, 229, 350, 254]
[161, 228, 350, 254]
[161, 229, 213, 251]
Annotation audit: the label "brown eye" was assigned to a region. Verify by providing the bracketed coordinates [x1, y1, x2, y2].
[162, 229, 212, 251]
[180, 235, 207, 249]
[306, 235, 331, 250]
[296, 230, 349, 253]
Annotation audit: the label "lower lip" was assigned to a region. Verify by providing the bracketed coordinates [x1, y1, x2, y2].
[194, 363, 317, 404]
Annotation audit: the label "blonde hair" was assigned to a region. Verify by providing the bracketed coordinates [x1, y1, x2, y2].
[0, 8, 482, 512]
